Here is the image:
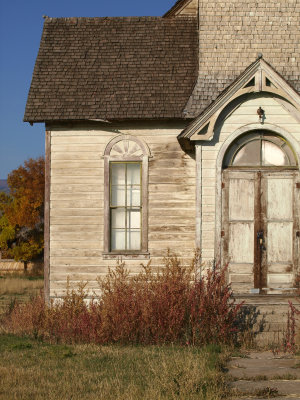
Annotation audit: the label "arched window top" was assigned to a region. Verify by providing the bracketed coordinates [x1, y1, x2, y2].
[223, 131, 297, 168]
[104, 135, 151, 159]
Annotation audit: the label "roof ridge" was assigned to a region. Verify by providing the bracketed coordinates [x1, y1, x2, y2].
[43, 16, 197, 24]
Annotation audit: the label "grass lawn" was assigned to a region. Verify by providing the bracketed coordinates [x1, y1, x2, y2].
[0, 273, 43, 315]
[0, 335, 229, 400]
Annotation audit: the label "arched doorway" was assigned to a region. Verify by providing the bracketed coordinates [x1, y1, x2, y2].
[221, 130, 299, 294]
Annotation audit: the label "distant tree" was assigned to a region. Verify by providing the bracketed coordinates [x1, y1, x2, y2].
[0, 157, 44, 264]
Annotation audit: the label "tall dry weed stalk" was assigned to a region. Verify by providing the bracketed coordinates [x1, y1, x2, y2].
[1, 252, 242, 345]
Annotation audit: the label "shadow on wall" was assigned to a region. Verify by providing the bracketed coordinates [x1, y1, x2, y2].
[235, 305, 267, 347]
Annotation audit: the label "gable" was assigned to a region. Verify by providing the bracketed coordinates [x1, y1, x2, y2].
[164, 0, 198, 18]
[179, 58, 300, 142]
[24, 17, 198, 123]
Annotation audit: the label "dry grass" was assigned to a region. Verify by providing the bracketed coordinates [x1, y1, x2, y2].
[0, 277, 42, 296]
[0, 334, 230, 400]
[0, 274, 43, 315]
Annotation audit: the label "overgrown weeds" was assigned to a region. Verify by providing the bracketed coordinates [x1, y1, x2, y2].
[1, 253, 243, 346]
[0, 334, 229, 400]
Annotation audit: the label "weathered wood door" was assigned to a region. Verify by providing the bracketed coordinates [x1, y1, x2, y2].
[222, 169, 300, 294]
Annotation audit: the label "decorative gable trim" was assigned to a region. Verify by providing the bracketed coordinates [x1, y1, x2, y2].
[178, 58, 300, 142]
[163, 0, 198, 18]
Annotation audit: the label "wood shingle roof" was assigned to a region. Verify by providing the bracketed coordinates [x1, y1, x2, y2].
[24, 17, 198, 122]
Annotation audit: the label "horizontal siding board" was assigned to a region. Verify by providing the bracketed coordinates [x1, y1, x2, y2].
[149, 215, 195, 225]
[51, 184, 103, 193]
[50, 225, 102, 233]
[51, 193, 103, 200]
[50, 208, 102, 217]
[51, 241, 103, 249]
[149, 233, 194, 241]
[149, 176, 195, 185]
[149, 225, 194, 233]
[52, 144, 104, 152]
[50, 249, 104, 257]
[50, 200, 103, 208]
[51, 161, 103, 169]
[51, 216, 103, 225]
[51, 136, 112, 145]
[50, 232, 102, 241]
[51, 177, 105, 184]
[51, 168, 103, 176]
[51, 152, 103, 160]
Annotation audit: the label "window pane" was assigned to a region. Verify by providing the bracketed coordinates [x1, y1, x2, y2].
[111, 209, 126, 229]
[111, 186, 125, 206]
[111, 229, 126, 250]
[127, 210, 140, 229]
[282, 144, 297, 166]
[232, 140, 261, 166]
[127, 230, 141, 250]
[262, 141, 289, 166]
[110, 161, 142, 252]
[127, 187, 140, 207]
[127, 164, 140, 185]
[111, 164, 125, 185]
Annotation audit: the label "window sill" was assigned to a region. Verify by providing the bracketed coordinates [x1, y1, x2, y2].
[102, 252, 150, 260]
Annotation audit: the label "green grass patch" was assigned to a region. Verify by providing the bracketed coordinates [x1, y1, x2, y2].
[0, 334, 230, 400]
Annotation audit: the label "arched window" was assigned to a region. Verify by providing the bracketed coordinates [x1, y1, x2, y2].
[103, 135, 150, 258]
[223, 131, 297, 168]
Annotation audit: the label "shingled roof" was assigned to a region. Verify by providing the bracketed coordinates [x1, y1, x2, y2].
[24, 17, 198, 122]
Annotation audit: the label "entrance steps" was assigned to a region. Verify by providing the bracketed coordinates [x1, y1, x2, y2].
[234, 295, 300, 347]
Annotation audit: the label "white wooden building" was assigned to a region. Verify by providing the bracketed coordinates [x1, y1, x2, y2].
[24, 0, 300, 303]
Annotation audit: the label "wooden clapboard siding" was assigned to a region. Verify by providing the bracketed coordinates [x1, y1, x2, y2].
[49, 125, 196, 298]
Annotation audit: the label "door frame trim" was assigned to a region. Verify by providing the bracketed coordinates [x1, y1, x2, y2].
[215, 123, 300, 265]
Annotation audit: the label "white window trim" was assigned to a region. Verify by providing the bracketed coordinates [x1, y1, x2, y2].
[103, 135, 150, 259]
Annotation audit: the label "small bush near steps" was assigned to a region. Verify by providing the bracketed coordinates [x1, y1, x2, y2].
[1, 253, 243, 346]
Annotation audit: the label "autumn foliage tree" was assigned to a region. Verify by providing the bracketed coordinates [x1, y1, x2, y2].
[0, 157, 44, 263]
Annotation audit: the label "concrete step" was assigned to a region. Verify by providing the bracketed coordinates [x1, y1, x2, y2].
[235, 295, 300, 345]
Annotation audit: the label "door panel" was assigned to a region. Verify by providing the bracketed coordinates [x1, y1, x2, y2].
[229, 223, 254, 262]
[229, 178, 255, 220]
[263, 173, 295, 292]
[222, 169, 299, 294]
[267, 222, 293, 262]
[267, 178, 293, 220]
[223, 170, 256, 293]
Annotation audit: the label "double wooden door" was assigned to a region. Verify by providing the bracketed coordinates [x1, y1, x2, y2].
[222, 169, 300, 294]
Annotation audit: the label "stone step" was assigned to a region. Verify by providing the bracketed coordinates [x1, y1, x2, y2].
[235, 295, 300, 345]
[228, 352, 300, 399]
[231, 380, 300, 398]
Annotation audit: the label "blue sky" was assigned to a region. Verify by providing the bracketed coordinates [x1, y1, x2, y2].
[0, 0, 176, 179]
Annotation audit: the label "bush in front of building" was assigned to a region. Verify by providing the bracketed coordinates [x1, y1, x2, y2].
[1, 253, 242, 345]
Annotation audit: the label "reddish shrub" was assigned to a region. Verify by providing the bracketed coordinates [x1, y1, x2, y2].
[2, 253, 242, 345]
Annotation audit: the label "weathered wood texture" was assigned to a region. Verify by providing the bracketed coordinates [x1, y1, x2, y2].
[49, 125, 196, 297]
[165, 0, 198, 17]
[175, 0, 198, 16]
[200, 94, 300, 266]
[44, 130, 51, 304]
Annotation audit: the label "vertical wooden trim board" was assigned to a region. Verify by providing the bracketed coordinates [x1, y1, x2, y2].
[44, 130, 51, 305]
[195, 144, 202, 252]
[103, 156, 110, 253]
[142, 156, 149, 252]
